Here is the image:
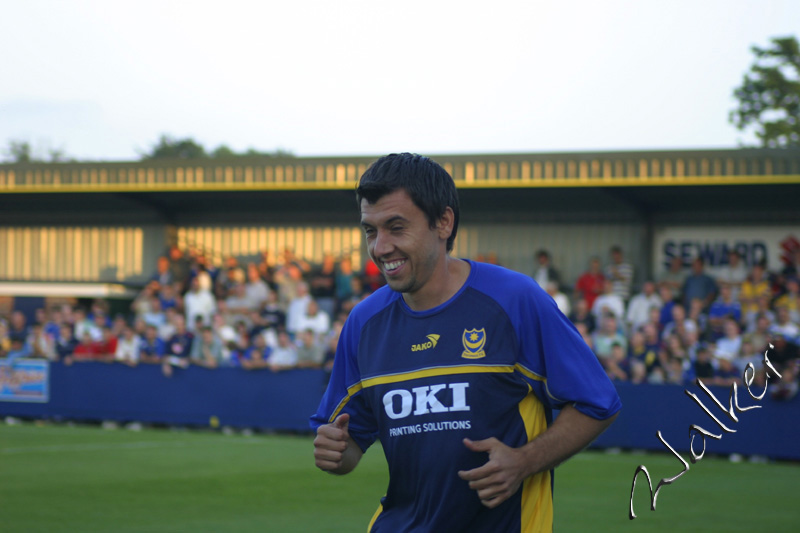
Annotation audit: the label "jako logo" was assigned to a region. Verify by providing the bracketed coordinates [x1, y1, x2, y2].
[383, 383, 470, 419]
[411, 334, 440, 352]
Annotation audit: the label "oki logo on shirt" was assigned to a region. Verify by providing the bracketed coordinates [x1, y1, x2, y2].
[382, 383, 470, 420]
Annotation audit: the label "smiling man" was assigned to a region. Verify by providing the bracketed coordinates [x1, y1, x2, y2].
[311, 153, 621, 532]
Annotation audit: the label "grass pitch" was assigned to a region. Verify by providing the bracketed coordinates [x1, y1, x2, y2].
[1, 423, 797, 532]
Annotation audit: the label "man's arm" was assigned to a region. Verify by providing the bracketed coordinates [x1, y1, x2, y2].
[313, 413, 364, 475]
[458, 404, 618, 508]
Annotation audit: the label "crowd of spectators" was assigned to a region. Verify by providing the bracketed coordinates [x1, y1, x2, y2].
[1, 244, 799, 401]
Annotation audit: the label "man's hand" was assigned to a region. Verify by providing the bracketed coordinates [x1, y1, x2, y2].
[457, 437, 530, 508]
[313, 413, 362, 475]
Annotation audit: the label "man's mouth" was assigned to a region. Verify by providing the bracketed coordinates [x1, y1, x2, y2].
[382, 259, 406, 274]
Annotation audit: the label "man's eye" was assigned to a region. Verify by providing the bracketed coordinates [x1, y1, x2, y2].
[391, 226, 403, 232]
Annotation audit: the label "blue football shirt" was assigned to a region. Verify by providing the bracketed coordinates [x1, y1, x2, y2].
[311, 260, 621, 532]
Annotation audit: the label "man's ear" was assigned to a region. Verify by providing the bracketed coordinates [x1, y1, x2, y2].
[436, 207, 455, 241]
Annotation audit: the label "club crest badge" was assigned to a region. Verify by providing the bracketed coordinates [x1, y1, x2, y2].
[461, 328, 486, 359]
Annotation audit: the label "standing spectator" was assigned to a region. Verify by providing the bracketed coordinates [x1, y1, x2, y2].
[190, 326, 223, 368]
[605, 245, 634, 302]
[139, 325, 166, 364]
[244, 262, 271, 311]
[95, 327, 119, 360]
[575, 257, 605, 311]
[115, 325, 141, 366]
[183, 276, 217, 332]
[625, 281, 662, 334]
[286, 282, 312, 335]
[168, 245, 191, 292]
[238, 333, 271, 370]
[158, 283, 181, 312]
[740, 263, 772, 316]
[28, 323, 56, 360]
[681, 257, 718, 310]
[166, 316, 193, 360]
[533, 249, 562, 290]
[335, 256, 356, 311]
[55, 324, 78, 361]
[8, 311, 29, 340]
[591, 279, 625, 323]
[267, 330, 298, 371]
[44, 307, 65, 343]
[296, 329, 325, 368]
[658, 255, 687, 303]
[714, 250, 748, 299]
[309, 253, 337, 320]
[260, 291, 287, 333]
[362, 258, 385, 293]
[4, 333, 31, 363]
[774, 277, 800, 324]
[215, 256, 243, 300]
[151, 256, 174, 288]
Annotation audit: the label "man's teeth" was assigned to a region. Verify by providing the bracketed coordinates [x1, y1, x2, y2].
[384, 260, 405, 270]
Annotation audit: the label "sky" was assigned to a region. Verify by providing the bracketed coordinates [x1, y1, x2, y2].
[1, 0, 798, 162]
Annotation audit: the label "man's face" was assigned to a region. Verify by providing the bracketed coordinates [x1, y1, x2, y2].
[360, 189, 450, 297]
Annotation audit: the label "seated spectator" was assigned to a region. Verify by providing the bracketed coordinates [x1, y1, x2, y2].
[8, 310, 30, 340]
[245, 262, 271, 311]
[575, 256, 605, 310]
[131, 281, 158, 320]
[4, 333, 31, 364]
[774, 277, 800, 324]
[768, 332, 800, 400]
[574, 323, 594, 353]
[687, 298, 710, 342]
[158, 283, 181, 312]
[592, 315, 627, 362]
[744, 294, 775, 334]
[292, 299, 330, 339]
[604, 342, 630, 382]
[713, 355, 741, 387]
[184, 276, 217, 332]
[335, 256, 356, 312]
[545, 281, 570, 316]
[225, 283, 256, 327]
[162, 315, 193, 376]
[158, 307, 178, 341]
[691, 345, 717, 383]
[657, 283, 677, 329]
[286, 282, 312, 334]
[568, 297, 596, 334]
[743, 313, 771, 355]
[212, 313, 237, 363]
[260, 291, 287, 333]
[151, 255, 175, 288]
[44, 307, 65, 343]
[591, 279, 625, 323]
[215, 255, 244, 300]
[770, 306, 799, 339]
[69, 331, 105, 363]
[266, 330, 298, 371]
[634, 324, 664, 380]
[238, 333, 272, 370]
[296, 329, 325, 368]
[661, 303, 697, 346]
[681, 257, 717, 310]
[740, 263, 772, 316]
[708, 284, 742, 336]
[139, 325, 165, 364]
[115, 325, 141, 366]
[713, 318, 742, 362]
[190, 326, 223, 368]
[625, 281, 662, 335]
[55, 324, 78, 361]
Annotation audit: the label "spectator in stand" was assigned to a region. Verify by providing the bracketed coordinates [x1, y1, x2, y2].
[211, 312, 237, 363]
[533, 249, 562, 291]
[568, 297, 596, 334]
[592, 315, 628, 363]
[267, 330, 298, 371]
[714, 250, 748, 300]
[286, 282, 312, 335]
[708, 284, 742, 332]
[713, 318, 743, 362]
[44, 307, 65, 343]
[681, 257, 717, 310]
[774, 277, 800, 324]
[115, 325, 141, 366]
[190, 326, 223, 368]
[260, 290, 287, 334]
[625, 281, 662, 335]
[574, 323, 594, 353]
[8, 311, 29, 340]
[245, 262, 271, 311]
[215, 256, 243, 300]
[629, 329, 660, 380]
[28, 323, 55, 360]
[55, 324, 78, 361]
[141, 297, 166, 329]
[158, 307, 178, 341]
[658, 256, 686, 303]
[743, 313, 772, 356]
[163, 315, 193, 376]
[158, 283, 181, 312]
[69, 331, 102, 363]
[151, 256, 174, 288]
[309, 253, 337, 320]
[183, 275, 217, 332]
[591, 279, 625, 323]
[604, 342, 630, 382]
[768, 332, 800, 401]
[95, 326, 119, 360]
[363, 258, 385, 293]
[238, 332, 271, 370]
[575, 256, 605, 311]
[691, 345, 717, 383]
[0, 321, 10, 357]
[335, 256, 356, 312]
[744, 294, 776, 334]
[296, 328, 325, 368]
[273, 248, 311, 304]
[293, 299, 331, 340]
[225, 283, 256, 327]
[131, 282, 157, 320]
[770, 306, 800, 339]
[662, 303, 697, 346]
[605, 245, 634, 303]
[545, 281, 570, 316]
[168, 245, 191, 291]
[687, 298, 710, 342]
[139, 325, 166, 364]
[713, 353, 741, 387]
[5, 334, 31, 364]
[740, 263, 772, 317]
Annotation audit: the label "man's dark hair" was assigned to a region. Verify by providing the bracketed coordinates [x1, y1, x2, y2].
[356, 153, 460, 252]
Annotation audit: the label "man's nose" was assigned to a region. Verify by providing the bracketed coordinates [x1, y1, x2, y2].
[372, 229, 393, 258]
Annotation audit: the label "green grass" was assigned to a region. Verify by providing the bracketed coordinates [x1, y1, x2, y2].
[1, 423, 798, 532]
